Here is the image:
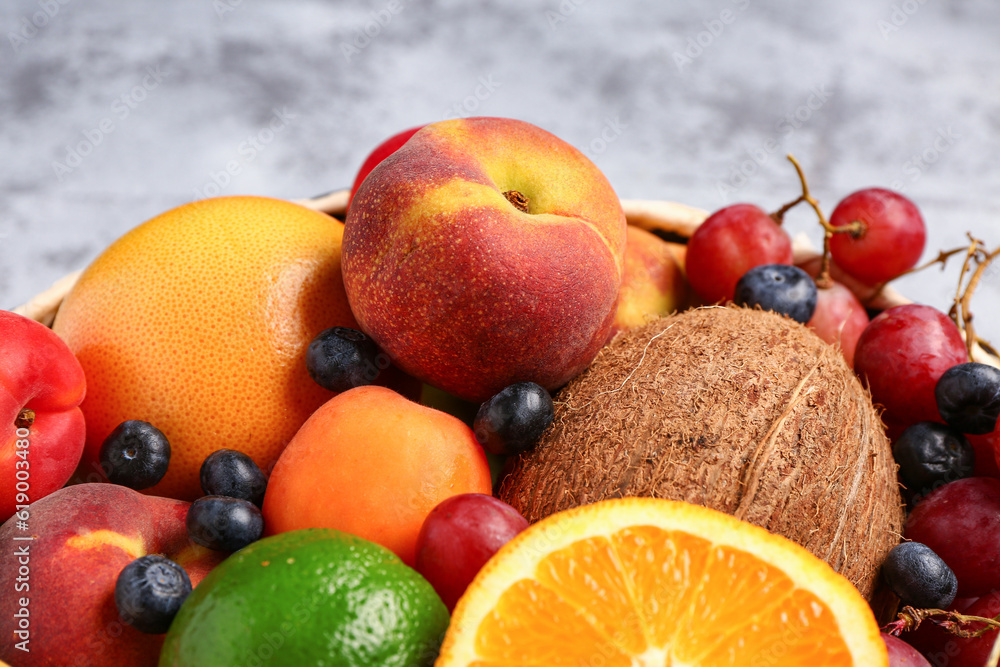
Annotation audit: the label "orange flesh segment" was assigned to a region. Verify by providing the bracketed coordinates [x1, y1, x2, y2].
[473, 579, 633, 666]
[470, 525, 854, 666]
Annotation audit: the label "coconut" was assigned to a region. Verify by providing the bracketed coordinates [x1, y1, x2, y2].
[498, 305, 904, 609]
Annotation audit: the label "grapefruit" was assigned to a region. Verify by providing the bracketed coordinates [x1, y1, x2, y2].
[53, 196, 365, 500]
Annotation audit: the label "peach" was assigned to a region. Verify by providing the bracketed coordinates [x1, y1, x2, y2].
[342, 117, 627, 402]
[262, 385, 492, 565]
[0, 484, 224, 667]
[347, 125, 425, 209]
[610, 225, 691, 339]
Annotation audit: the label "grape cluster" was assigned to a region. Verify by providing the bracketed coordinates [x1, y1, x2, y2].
[687, 185, 925, 366]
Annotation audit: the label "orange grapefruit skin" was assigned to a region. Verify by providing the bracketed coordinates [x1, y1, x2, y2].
[53, 196, 357, 500]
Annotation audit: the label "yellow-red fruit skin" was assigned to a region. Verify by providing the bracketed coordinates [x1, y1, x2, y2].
[343, 117, 626, 402]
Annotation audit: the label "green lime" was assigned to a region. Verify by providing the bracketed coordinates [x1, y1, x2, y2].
[158, 529, 449, 667]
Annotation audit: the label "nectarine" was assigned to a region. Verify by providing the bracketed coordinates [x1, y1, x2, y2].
[0, 484, 223, 667]
[610, 225, 690, 339]
[0, 311, 86, 523]
[343, 117, 627, 402]
[347, 124, 425, 209]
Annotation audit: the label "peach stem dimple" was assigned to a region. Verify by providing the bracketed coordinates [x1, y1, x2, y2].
[504, 190, 530, 213]
[15, 408, 35, 429]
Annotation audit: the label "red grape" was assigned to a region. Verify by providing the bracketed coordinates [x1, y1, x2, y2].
[882, 633, 931, 667]
[414, 493, 529, 611]
[347, 125, 425, 208]
[970, 426, 1000, 478]
[829, 188, 926, 285]
[854, 305, 967, 427]
[805, 280, 869, 367]
[952, 596, 981, 612]
[904, 477, 1000, 597]
[685, 204, 793, 304]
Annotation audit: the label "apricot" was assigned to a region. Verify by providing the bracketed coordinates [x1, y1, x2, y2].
[262, 385, 493, 565]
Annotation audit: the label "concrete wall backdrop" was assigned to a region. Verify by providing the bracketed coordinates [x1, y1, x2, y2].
[2, 0, 999, 331]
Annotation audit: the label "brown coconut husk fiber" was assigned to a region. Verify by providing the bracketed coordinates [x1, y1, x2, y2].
[499, 305, 904, 612]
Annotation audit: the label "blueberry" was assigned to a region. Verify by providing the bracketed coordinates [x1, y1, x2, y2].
[734, 264, 818, 324]
[99, 420, 171, 490]
[114, 555, 191, 634]
[474, 382, 554, 456]
[935, 362, 1000, 435]
[187, 495, 264, 552]
[306, 327, 384, 393]
[893, 422, 974, 499]
[882, 542, 958, 609]
[200, 449, 268, 508]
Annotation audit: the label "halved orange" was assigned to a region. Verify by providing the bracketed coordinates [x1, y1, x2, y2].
[436, 498, 887, 666]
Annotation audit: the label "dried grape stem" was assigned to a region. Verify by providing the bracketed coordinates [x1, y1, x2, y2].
[769, 195, 805, 225]
[908, 248, 970, 275]
[781, 154, 863, 289]
[868, 246, 971, 305]
[948, 237, 981, 323]
[887, 606, 1000, 639]
[956, 245, 1000, 362]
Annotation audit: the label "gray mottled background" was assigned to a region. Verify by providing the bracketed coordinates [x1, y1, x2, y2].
[2, 0, 999, 333]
